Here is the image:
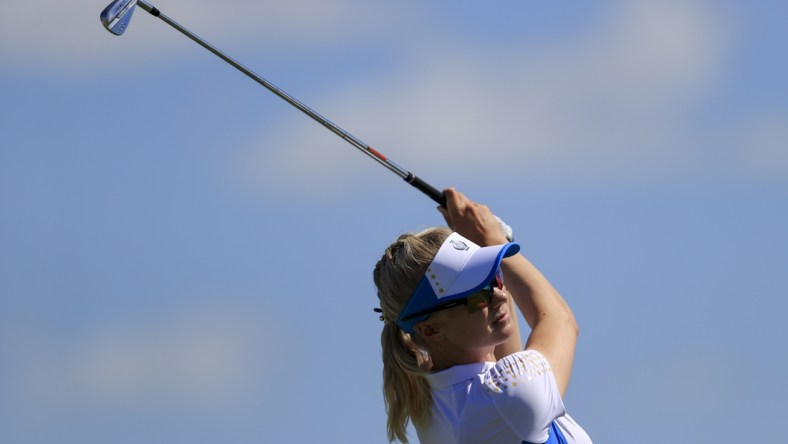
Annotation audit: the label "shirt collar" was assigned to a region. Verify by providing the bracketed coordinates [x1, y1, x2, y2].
[424, 361, 493, 389]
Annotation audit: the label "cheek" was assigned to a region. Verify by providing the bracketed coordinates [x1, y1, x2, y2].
[469, 301, 488, 312]
[464, 310, 498, 336]
[440, 311, 483, 337]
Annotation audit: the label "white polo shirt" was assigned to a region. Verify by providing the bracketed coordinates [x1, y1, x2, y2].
[418, 350, 592, 444]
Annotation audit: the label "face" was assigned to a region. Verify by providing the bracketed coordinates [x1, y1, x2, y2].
[416, 276, 515, 357]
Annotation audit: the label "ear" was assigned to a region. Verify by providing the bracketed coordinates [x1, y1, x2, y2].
[414, 321, 442, 343]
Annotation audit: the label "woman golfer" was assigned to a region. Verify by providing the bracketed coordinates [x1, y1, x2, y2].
[373, 188, 592, 444]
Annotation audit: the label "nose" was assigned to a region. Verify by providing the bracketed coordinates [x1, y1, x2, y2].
[489, 286, 508, 308]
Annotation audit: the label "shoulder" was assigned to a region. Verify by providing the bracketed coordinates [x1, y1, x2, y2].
[482, 350, 555, 395]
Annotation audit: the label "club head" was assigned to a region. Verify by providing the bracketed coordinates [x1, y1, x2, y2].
[100, 0, 137, 36]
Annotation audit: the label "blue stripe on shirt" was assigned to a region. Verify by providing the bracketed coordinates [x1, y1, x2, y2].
[523, 421, 568, 444]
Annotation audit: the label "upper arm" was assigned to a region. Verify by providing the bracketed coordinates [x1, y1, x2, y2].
[501, 254, 579, 397]
[524, 312, 579, 397]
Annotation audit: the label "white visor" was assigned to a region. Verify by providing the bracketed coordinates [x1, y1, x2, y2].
[396, 232, 520, 333]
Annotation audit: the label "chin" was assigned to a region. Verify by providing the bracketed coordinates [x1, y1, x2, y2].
[492, 321, 515, 341]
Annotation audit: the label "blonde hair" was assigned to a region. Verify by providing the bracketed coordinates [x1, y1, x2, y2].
[373, 227, 452, 443]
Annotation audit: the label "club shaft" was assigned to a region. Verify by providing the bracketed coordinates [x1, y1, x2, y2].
[135, 0, 445, 205]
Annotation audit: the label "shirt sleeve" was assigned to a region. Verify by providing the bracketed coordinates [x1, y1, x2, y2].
[481, 350, 566, 443]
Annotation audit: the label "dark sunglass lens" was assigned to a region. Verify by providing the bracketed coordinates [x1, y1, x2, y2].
[466, 292, 492, 312]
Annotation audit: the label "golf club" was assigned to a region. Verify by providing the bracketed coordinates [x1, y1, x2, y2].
[100, 0, 513, 240]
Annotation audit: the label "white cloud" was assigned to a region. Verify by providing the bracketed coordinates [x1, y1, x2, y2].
[235, 1, 736, 194]
[6, 1, 778, 193]
[73, 311, 263, 406]
[0, 0, 405, 74]
[6, 305, 271, 419]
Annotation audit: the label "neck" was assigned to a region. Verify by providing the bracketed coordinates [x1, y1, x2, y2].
[428, 346, 497, 372]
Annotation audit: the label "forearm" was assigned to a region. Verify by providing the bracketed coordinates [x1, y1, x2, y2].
[501, 253, 578, 396]
[501, 254, 575, 329]
[494, 253, 572, 359]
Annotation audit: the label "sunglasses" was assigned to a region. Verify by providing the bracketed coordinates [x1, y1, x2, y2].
[403, 268, 504, 321]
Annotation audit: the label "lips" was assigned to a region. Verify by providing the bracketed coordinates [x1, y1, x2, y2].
[491, 311, 509, 326]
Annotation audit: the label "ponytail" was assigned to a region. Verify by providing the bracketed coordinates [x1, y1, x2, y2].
[381, 322, 432, 442]
[373, 227, 452, 443]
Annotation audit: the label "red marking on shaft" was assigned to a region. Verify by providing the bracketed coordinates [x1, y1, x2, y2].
[368, 147, 388, 161]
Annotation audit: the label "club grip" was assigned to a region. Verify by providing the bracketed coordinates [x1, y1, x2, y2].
[405, 174, 446, 206]
[405, 174, 514, 241]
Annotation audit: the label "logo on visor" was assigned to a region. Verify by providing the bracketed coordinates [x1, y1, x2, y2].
[449, 239, 469, 251]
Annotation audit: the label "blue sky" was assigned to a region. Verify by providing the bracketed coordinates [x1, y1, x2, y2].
[1, 1, 786, 442]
